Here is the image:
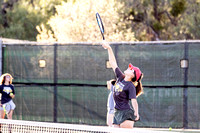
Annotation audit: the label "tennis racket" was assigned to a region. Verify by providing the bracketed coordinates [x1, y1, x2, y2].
[96, 13, 105, 40]
[2, 103, 10, 119]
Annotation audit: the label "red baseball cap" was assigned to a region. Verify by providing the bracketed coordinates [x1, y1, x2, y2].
[129, 63, 142, 81]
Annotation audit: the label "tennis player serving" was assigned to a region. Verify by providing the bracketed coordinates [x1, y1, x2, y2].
[102, 42, 143, 128]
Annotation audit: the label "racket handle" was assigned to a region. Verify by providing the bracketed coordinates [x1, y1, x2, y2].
[3, 105, 6, 111]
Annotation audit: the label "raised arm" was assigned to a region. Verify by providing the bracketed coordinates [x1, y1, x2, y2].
[102, 42, 118, 71]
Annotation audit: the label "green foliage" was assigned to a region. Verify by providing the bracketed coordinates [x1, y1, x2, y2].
[0, 0, 67, 41]
[0, 2, 41, 40]
[170, 0, 186, 17]
[178, 0, 200, 39]
[152, 21, 163, 32]
[0, 0, 200, 41]
[120, 0, 200, 41]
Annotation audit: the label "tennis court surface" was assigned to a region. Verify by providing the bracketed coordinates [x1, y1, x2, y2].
[2, 119, 199, 133]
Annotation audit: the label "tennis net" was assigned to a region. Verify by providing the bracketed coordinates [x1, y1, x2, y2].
[0, 119, 180, 133]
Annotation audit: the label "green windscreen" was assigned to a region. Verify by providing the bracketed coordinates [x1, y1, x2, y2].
[2, 42, 200, 128]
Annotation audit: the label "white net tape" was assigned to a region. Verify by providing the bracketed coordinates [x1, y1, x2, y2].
[0, 119, 180, 133]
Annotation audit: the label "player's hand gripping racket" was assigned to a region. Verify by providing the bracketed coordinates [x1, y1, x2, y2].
[96, 13, 105, 40]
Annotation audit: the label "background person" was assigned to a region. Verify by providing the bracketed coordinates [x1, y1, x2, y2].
[106, 79, 116, 126]
[0, 73, 16, 119]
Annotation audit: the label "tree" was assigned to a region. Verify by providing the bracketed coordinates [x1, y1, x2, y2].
[1, 0, 200, 41]
[120, 0, 190, 41]
[178, 0, 200, 39]
[0, 0, 67, 41]
[36, 0, 137, 42]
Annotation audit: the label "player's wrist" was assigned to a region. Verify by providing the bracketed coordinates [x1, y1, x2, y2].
[107, 46, 112, 50]
[134, 113, 139, 117]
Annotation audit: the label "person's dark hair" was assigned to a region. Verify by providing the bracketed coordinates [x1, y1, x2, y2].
[111, 80, 116, 85]
[131, 71, 137, 82]
[132, 72, 143, 97]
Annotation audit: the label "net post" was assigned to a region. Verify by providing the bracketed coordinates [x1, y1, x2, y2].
[0, 38, 2, 76]
[183, 41, 189, 129]
[0, 39, 1, 103]
[53, 43, 58, 122]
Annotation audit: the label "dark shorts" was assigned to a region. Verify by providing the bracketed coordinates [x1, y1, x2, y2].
[113, 109, 137, 125]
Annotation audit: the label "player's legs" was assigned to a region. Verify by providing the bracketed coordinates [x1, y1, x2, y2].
[7, 100, 16, 120]
[7, 110, 13, 119]
[106, 90, 115, 127]
[113, 124, 120, 128]
[106, 113, 114, 126]
[120, 120, 134, 128]
[106, 108, 114, 126]
[0, 108, 5, 119]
